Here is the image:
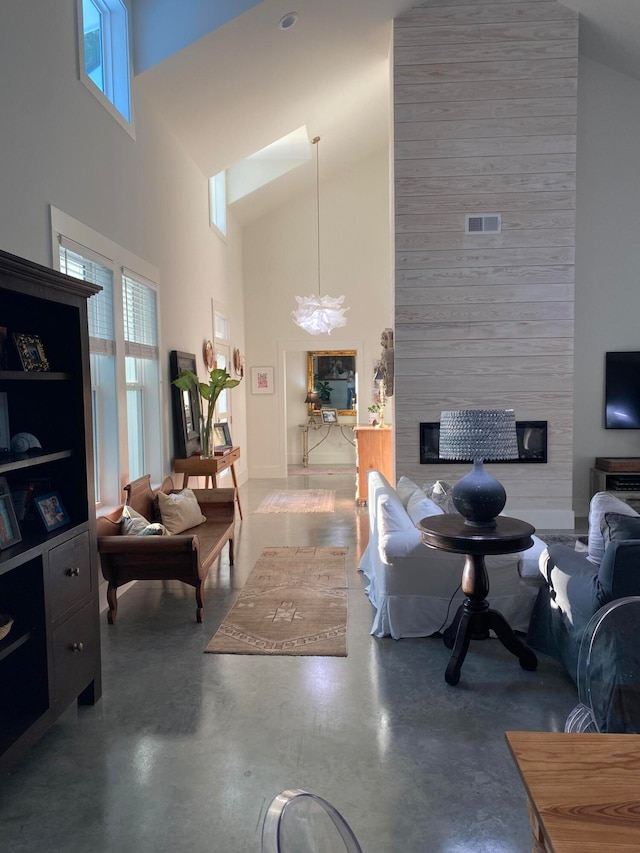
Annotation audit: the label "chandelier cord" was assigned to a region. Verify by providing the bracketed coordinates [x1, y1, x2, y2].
[313, 135, 321, 297]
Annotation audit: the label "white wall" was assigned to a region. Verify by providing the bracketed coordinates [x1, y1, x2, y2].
[0, 2, 246, 485]
[242, 148, 393, 477]
[573, 57, 640, 517]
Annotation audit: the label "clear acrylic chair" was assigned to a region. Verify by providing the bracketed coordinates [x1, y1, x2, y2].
[261, 789, 363, 853]
[565, 596, 640, 733]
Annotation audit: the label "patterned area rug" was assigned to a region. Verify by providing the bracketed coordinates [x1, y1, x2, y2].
[288, 466, 356, 476]
[204, 546, 348, 656]
[537, 532, 588, 549]
[254, 490, 335, 514]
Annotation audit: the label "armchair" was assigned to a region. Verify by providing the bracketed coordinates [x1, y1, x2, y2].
[527, 491, 640, 683]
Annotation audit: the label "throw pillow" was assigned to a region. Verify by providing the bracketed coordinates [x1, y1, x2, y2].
[406, 491, 443, 527]
[121, 505, 167, 536]
[587, 491, 639, 567]
[601, 512, 640, 546]
[396, 476, 421, 508]
[157, 488, 207, 535]
[423, 480, 457, 514]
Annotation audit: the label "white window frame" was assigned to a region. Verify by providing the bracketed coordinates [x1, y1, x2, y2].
[51, 207, 161, 509]
[77, 0, 135, 137]
[209, 171, 227, 240]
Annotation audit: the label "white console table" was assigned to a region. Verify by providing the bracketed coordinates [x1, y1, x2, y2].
[299, 422, 355, 467]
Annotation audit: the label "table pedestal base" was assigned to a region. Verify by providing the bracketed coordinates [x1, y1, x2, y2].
[442, 554, 537, 686]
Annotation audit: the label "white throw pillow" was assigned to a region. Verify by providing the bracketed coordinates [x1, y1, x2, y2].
[406, 491, 443, 527]
[587, 491, 639, 567]
[423, 480, 457, 515]
[377, 491, 414, 535]
[121, 505, 167, 536]
[157, 488, 207, 535]
[396, 476, 421, 508]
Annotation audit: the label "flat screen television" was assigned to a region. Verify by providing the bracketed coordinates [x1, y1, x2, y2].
[605, 351, 640, 429]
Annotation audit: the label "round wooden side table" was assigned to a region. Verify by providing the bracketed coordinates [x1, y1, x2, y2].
[418, 514, 538, 686]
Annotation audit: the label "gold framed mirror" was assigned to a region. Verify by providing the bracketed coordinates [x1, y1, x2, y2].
[307, 350, 357, 416]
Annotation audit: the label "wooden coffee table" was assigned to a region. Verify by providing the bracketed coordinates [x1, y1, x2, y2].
[506, 731, 640, 852]
[418, 514, 537, 685]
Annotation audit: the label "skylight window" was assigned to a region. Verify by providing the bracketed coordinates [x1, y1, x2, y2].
[78, 0, 132, 130]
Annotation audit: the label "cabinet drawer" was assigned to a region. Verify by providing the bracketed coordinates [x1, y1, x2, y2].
[52, 604, 99, 706]
[48, 532, 93, 621]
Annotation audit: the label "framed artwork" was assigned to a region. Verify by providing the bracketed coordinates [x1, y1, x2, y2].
[203, 339, 215, 371]
[0, 392, 9, 452]
[321, 408, 338, 424]
[251, 366, 274, 395]
[13, 332, 50, 372]
[34, 491, 70, 532]
[169, 350, 201, 458]
[0, 492, 22, 549]
[0, 326, 8, 369]
[213, 422, 232, 449]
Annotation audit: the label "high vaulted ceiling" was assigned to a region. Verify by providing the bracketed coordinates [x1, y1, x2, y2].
[133, 0, 640, 225]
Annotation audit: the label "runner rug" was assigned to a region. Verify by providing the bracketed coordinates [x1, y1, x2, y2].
[204, 546, 348, 656]
[254, 489, 335, 514]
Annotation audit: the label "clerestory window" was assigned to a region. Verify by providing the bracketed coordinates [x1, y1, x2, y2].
[78, 0, 132, 131]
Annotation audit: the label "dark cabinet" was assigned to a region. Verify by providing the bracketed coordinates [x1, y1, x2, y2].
[0, 249, 101, 771]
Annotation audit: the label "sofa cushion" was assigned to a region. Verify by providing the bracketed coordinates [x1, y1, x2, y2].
[406, 491, 443, 527]
[157, 488, 207, 534]
[396, 476, 421, 508]
[601, 512, 640, 546]
[587, 492, 639, 567]
[121, 505, 167, 536]
[423, 480, 457, 514]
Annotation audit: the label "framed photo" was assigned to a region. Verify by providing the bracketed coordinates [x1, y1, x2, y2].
[169, 350, 201, 458]
[34, 491, 70, 532]
[0, 326, 8, 369]
[0, 492, 22, 549]
[0, 392, 9, 452]
[321, 408, 338, 424]
[213, 422, 232, 450]
[251, 366, 274, 395]
[13, 333, 50, 372]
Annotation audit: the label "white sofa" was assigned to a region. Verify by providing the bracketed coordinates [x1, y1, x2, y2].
[358, 470, 547, 639]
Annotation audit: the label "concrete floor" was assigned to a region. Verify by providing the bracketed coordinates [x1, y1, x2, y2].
[0, 471, 578, 852]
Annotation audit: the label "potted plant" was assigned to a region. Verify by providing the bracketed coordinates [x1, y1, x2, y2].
[368, 402, 385, 427]
[173, 367, 241, 458]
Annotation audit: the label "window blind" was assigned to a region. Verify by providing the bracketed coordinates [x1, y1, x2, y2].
[122, 271, 158, 360]
[59, 237, 114, 355]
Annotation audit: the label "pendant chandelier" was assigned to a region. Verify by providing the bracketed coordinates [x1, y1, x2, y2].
[292, 136, 348, 335]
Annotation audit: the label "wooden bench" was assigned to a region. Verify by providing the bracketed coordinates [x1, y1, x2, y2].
[96, 474, 235, 624]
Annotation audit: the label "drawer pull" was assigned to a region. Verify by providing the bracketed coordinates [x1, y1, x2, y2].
[70, 642, 84, 652]
[67, 567, 81, 577]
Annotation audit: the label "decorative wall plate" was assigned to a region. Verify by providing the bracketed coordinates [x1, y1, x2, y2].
[233, 348, 244, 377]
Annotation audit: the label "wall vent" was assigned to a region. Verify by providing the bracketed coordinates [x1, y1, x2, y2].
[465, 214, 501, 234]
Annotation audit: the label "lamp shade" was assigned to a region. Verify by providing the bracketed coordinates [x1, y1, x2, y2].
[305, 391, 321, 406]
[439, 409, 518, 462]
[439, 409, 518, 527]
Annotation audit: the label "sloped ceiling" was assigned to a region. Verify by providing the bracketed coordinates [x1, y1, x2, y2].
[132, 0, 640, 225]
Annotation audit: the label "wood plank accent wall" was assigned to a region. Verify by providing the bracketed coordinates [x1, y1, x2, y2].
[393, 0, 578, 526]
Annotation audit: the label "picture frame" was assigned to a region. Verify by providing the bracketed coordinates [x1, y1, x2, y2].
[307, 350, 357, 416]
[213, 422, 232, 450]
[13, 332, 50, 372]
[251, 366, 274, 395]
[34, 491, 70, 532]
[0, 326, 8, 369]
[321, 408, 338, 424]
[0, 392, 9, 452]
[0, 492, 22, 549]
[169, 350, 201, 458]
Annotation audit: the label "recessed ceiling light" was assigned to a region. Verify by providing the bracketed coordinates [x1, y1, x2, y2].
[279, 12, 298, 30]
